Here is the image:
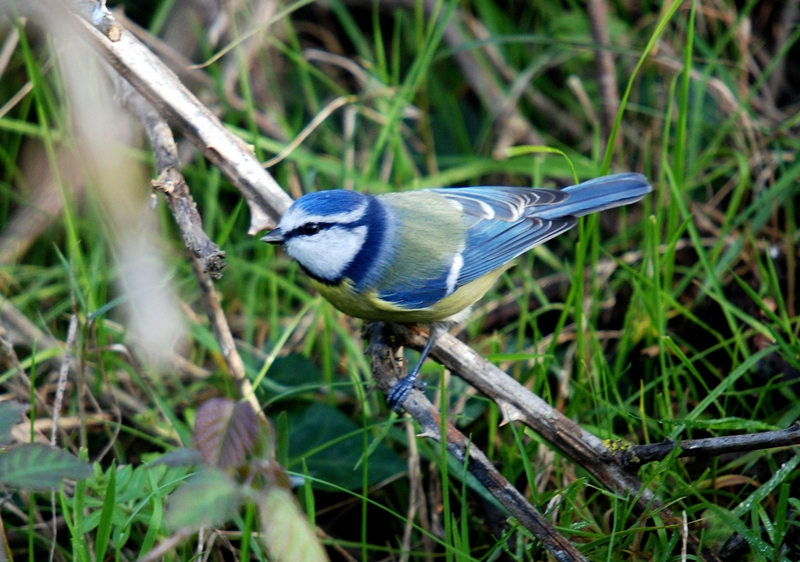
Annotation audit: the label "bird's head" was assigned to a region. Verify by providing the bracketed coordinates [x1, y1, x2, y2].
[261, 190, 375, 284]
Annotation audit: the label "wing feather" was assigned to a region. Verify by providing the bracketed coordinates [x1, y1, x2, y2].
[431, 186, 568, 221]
[373, 176, 650, 309]
[377, 256, 454, 309]
[456, 216, 576, 286]
[431, 186, 578, 286]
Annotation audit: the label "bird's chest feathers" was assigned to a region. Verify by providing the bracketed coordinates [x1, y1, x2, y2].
[310, 266, 508, 323]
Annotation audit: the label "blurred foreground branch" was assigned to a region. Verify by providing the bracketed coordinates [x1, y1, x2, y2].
[115, 76, 262, 417]
[60, 0, 292, 233]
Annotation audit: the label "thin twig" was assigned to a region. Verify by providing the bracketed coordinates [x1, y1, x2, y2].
[47, 313, 78, 562]
[263, 95, 359, 169]
[49, 315, 78, 447]
[189, 252, 263, 418]
[681, 510, 688, 562]
[114, 75, 262, 417]
[620, 423, 800, 467]
[586, 0, 619, 144]
[117, 78, 226, 277]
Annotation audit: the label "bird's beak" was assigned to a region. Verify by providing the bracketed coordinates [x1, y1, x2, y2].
[260, 228, 285, 244]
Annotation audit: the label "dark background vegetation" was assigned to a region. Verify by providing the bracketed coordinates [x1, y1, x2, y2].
[1, 0, 799, 560]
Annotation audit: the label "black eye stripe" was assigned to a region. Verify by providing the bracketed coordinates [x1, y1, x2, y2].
[288, 222, 334, 238]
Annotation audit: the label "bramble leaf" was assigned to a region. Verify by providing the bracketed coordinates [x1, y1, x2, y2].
[193, 398, 259, 470]
[0, 443, 92, 490]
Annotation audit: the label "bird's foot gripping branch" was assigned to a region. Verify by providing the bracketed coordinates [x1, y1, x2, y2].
[365, 321, 430, 410]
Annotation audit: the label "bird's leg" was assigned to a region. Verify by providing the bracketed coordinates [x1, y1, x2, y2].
[386, 323, 447, 411]
[364, 321, 386, 356]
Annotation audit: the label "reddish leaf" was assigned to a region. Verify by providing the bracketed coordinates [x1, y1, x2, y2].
[193, 398, 260, 469]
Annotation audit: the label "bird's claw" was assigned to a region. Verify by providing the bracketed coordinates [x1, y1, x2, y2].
[386, 379, 412, 412]
[386, 375, 425, 412]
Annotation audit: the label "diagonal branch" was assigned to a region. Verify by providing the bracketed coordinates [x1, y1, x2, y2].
[388, 323, 722, 562]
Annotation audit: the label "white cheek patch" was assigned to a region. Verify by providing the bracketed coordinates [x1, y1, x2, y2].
[285, 225, 367, 281]
[279, 202, 367, 232]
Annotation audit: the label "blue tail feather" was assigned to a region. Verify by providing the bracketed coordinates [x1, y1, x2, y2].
[532, 173, 652, 220]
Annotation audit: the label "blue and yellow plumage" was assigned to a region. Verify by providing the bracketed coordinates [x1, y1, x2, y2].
[262, 173, 652, 409]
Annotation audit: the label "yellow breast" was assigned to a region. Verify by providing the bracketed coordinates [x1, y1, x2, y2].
[311, 265, 510, 323]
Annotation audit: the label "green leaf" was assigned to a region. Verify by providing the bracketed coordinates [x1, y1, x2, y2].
[148, 448, 204, 468]
[0, 443, 92, 490]
[165, 469, 243, 531]
[0, 402, 27, 443]
[267, 354, 323, 388]
[287, 403, 404, 490]
[95, 462, 116, 562]
[259, 488, 329, 562]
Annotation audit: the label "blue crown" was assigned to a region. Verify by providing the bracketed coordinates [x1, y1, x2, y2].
[293, 190, 369, 217]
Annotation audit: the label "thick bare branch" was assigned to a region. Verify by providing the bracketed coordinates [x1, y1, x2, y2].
[368, 322, 588, 562]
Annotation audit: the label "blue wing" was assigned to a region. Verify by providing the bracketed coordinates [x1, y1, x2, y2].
[374, 212, 573, 309]
[431, 185, 567, 220]
[375, 174, 651, 308]
[377, 262, 454, 309]
[428, 186, 575, 288]
[455, 215, 577, 286]
[434, 174, 651, 288]
[533, 173, 651, 218]
[374, 187, 555, 309]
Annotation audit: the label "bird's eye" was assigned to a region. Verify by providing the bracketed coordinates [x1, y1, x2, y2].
[300, 223, 320, 236]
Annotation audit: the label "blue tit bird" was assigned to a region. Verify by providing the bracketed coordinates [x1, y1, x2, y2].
[261, 172, 652, 410]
